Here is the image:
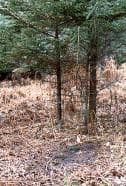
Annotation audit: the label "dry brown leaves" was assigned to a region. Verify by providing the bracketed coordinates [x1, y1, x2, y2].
[0, 61, 126, 185]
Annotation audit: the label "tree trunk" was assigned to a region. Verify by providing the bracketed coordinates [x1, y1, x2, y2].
[55, 26, 62, 128]
[88, 36, 98, 135]
[84, 60, 89, 132]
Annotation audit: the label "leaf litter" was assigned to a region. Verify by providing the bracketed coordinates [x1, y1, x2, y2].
[0, 62, 126, 185]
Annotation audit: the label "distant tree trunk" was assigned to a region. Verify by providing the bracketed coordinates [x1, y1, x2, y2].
[55, 26, 62, 128]
[84, 60, 89, 133]
[87, 36, 98, 135]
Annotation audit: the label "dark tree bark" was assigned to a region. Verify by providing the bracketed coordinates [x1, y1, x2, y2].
[55, 26, 62, 128]
[87, 36, 98, 135]
[84, 60, 89, 132]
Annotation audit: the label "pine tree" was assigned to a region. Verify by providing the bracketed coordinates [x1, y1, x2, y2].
[0, 0, 125, 134]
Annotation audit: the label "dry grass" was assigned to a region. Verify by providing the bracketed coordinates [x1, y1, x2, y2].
[0, 61, 126, 185]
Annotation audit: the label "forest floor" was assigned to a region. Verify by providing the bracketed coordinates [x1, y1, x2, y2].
[0, 62, 126, 186]
[0, 120, 125, 186]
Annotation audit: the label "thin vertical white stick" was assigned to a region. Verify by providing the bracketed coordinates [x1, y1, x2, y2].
[77, 26, 80, 64]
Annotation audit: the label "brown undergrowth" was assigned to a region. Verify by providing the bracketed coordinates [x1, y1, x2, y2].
[0, 61, 126, 185]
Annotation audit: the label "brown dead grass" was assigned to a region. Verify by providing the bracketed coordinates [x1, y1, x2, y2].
[0, 61, 126, 185]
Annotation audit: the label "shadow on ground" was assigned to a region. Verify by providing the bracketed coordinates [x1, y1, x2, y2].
[51, 141, 100, 168]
